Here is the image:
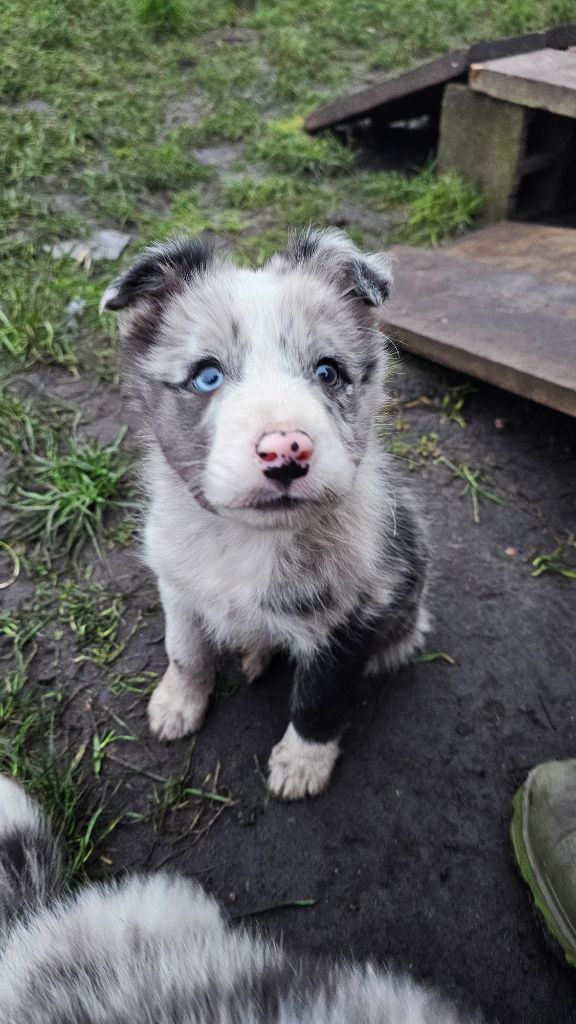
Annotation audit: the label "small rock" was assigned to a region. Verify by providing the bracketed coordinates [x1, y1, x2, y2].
[45, 229, 132, 264]
[219, 27, 260, 44]
[64, 298, 87, 329]
[46, 192, 91, 215]
[164, 94, 211, 132]
[193, 143, 245, 169]
[12, 99, 54, 115]
[505, 547, 517, 557]
[228, 891, 237, 903]
[494, 417, 508, 431]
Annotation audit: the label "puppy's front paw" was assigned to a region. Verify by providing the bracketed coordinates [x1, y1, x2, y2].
[267, 724, 339, 800]
[148, 666, 209, 742]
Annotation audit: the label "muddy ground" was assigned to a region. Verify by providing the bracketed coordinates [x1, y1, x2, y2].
[4, 350, 576, 1024]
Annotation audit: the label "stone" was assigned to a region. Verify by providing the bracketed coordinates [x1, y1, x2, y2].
[45, 229, 132, 263]
[437, 83, 527, 222]
[193, 143, 244, 169]
[12, 99, 54, 115]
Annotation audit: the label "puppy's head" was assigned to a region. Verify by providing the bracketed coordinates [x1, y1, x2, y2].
[101, 228, 392, 525]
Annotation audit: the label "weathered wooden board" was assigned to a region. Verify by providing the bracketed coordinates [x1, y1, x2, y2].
[470, 48, 576, 119]
[379, 223, 576, 417]
[443, 222, 576, 284]
[305, 26, 576, 132]
[305, 50, 468, 132]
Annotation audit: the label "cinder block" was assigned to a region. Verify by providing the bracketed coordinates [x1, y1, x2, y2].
[437, 83, 527, 221]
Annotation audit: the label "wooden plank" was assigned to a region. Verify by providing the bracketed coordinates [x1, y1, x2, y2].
[304, 50, 468, 132]
[379, 224, 576, 417]
[470, 49, 576, 119]
[442, 222, 576, 285]
[305, 27, 576, 132]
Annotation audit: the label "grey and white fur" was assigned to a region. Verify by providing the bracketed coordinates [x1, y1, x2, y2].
[0, 776, 481, 1023]
[102, 228, 429, 799]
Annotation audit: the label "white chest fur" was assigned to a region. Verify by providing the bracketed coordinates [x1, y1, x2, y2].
[143, 448, 395, 657]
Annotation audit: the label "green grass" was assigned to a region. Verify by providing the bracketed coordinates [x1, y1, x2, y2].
[248, 116, 354, 176]
[436, 454, 505, 524]
[137, 0, 185, 39]
[532, 542, 576, 580]
[441, 383, 477, 427]
[356, 165, 483, 245]
[58, 580, 126, 665]
[0, 605, 121, 882]
[190, 100, 259, 144]
[11, 432, 134, 553]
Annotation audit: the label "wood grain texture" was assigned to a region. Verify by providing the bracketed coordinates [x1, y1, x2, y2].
[470, 48, 576, 119]
[379, 223, 576, 417]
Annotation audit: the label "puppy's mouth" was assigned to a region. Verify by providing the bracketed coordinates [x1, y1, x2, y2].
[223, 487, 339, 516]
[250, 494, 313, 512]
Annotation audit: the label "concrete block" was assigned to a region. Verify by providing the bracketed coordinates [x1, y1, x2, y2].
[437, 83, 527, 221]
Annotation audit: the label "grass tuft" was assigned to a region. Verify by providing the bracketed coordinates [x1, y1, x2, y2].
[11, 433, 134, 553]
[356, 165, 482, 245]
[58, 581, 126, 665]
[136, 0, 185, 38]
[532, 542, 576, 580]
[249, 118, 354, 176]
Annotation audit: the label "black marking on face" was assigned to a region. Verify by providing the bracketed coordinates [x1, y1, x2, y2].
[263, 462, 309, 486]
[102, 237, 214, 312]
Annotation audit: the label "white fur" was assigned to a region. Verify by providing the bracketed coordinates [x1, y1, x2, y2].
[268, 723, 340, 800]
[0, 776, 42, 838]
[148, 662, 210, 740]
[0, 778, 480, 1023]
[143, 445, 397, 661]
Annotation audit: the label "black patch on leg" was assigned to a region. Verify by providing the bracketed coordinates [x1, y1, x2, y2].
[290, 601, 380, 743]
[290, 502, 428, 743]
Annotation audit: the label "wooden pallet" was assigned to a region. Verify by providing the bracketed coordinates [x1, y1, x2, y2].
[379, 222, 576, 417]
[470, 48, 576, 119]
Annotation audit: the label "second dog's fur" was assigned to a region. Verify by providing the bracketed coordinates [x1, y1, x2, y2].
[102, 228, 429, 799]
[0, 777, 480, 1023]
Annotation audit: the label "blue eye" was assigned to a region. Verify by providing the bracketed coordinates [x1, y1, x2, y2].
[314, 361, 340, 386]
[193, 364, 224, 393]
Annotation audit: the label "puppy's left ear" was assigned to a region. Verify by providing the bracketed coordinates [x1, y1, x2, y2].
[100, 236, 213, 313]
[275, 227, 392, 307]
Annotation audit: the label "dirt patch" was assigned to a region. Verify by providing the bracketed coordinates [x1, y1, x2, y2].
[2, 352, 576, 1024]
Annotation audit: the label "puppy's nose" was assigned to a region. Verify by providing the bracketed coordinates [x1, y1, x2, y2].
[256, 430, 314, 486]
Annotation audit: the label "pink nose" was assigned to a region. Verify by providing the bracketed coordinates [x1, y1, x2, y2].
[256, 430, 314, 469]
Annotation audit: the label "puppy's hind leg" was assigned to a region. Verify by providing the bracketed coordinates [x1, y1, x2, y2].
[364, 604, 431, 676]
[148, 582, 216, 742]
[0, 776, 64, 949]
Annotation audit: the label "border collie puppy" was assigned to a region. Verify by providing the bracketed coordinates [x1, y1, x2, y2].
[101, 228, 429, 799]
[0, 777, 480, 1023]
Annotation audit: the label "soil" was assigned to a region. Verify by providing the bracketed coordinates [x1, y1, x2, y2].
[4, 352, 576, 1024]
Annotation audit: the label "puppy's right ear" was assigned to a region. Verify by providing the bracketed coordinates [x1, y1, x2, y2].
[99, 236, 213, 313]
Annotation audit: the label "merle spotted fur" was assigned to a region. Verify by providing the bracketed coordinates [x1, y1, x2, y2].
[0, 777, 482, 1024]
[101, 227, 430, 800]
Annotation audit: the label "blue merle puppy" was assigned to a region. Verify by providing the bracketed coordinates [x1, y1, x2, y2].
[101, 227, 429, 800]
[0, 777, 480, 1023]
